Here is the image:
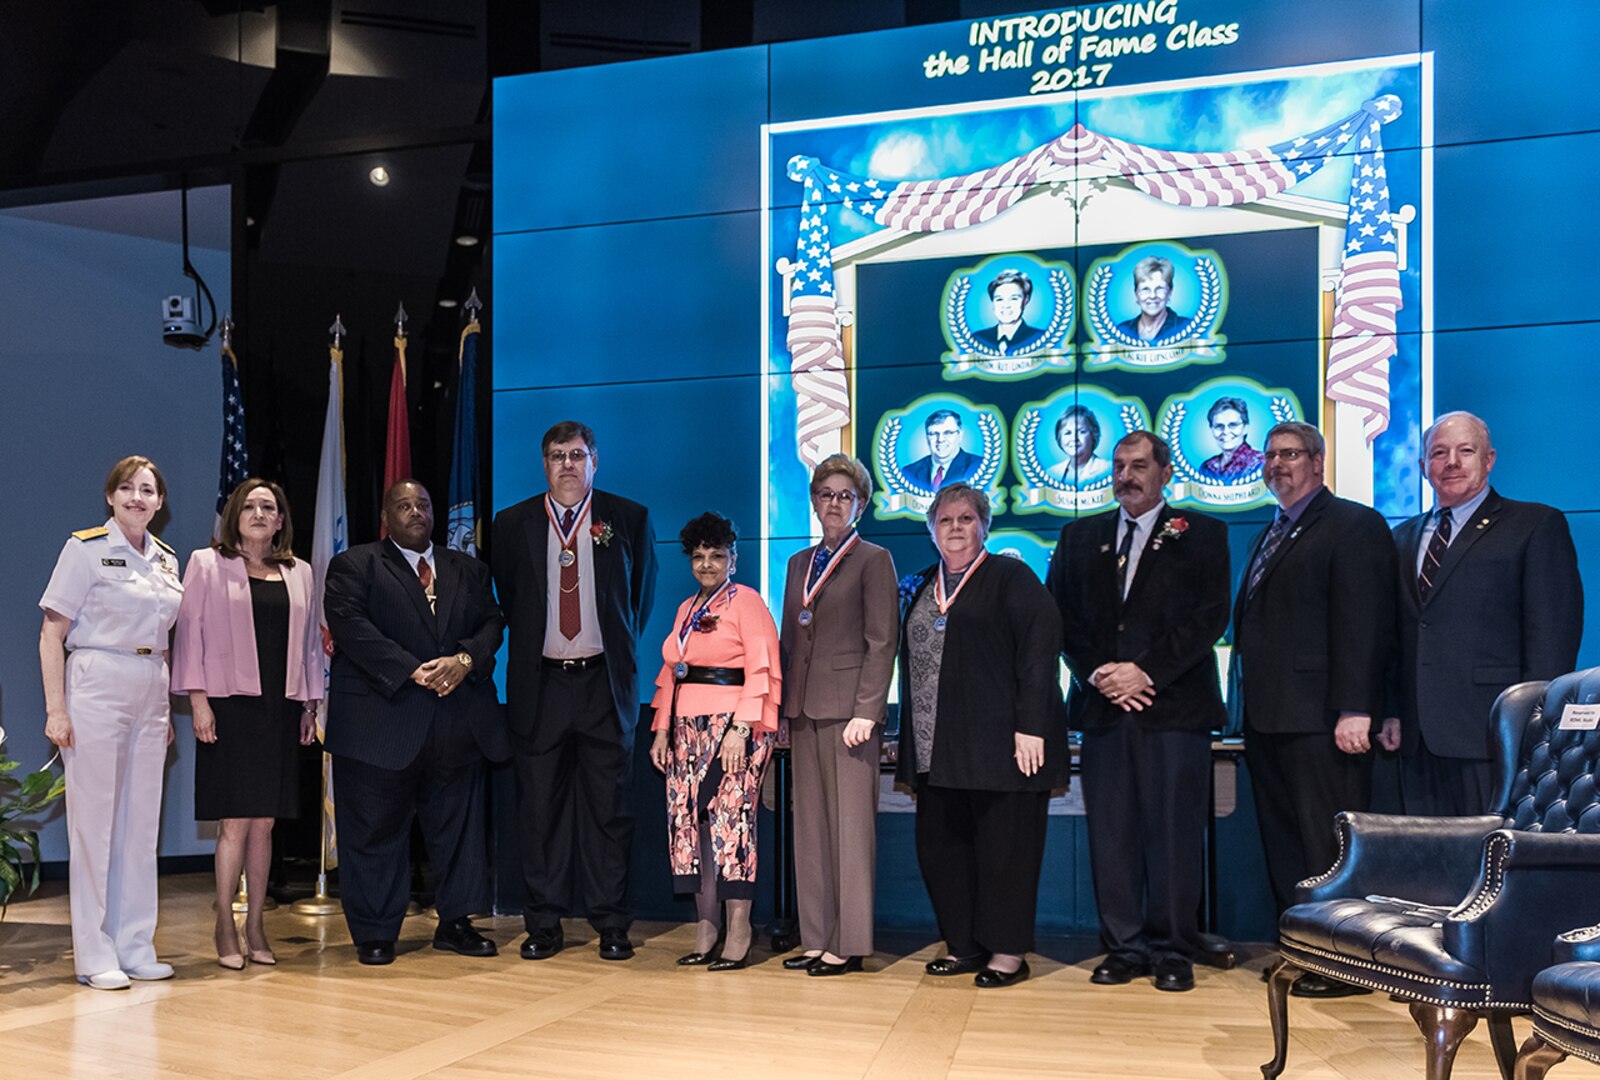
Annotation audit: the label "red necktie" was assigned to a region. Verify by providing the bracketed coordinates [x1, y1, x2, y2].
[931, 465, 945, 489]
[416, 556, 435, 613]
[559, 509, 581, 639]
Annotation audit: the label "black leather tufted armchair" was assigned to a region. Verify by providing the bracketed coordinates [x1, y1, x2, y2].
[1513, 924, 1600, 1079]
[1262, 668, 1600, 1080]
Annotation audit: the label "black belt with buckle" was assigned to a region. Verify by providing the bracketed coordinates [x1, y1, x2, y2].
[674, 665, 745, 686]
[542, 654, 605, 672]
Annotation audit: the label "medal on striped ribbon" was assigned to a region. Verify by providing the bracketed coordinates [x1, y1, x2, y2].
[798, 530, 859, 628]
[932, 549, 987, 632]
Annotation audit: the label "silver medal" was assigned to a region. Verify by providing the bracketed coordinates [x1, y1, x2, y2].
[558, 549, 576, 568]
[933, 615, 947, 632]
[797, 609, 812, 627]
[674, 661, 688, 680]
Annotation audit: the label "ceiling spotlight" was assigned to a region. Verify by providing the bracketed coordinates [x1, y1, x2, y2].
[438, 297, 458, 308]
[454, 234, 480, 247]
[368, 166, 391, 187]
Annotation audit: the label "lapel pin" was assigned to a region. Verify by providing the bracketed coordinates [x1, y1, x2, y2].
[1099, 543, 1112, 553]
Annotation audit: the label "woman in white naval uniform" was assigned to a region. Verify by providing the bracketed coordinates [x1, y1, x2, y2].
[39, 456, 184, 990]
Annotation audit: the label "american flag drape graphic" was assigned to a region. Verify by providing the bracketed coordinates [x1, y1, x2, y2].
[783, 95, 1404, 454]
[214, 342, 249, 532]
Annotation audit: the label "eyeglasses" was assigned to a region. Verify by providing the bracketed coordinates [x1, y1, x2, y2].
[814, 490, 858, 505]
[545, 449, 591, 465]
[1263, 448, 1311, 462]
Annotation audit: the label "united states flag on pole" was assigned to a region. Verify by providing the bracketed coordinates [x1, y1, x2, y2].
[784, 96, 1405, 452]
[214, 341, 249, 534]
[446, 319, 481, 556]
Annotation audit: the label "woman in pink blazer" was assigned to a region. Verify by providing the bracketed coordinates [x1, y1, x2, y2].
[171, 479, 320, 969]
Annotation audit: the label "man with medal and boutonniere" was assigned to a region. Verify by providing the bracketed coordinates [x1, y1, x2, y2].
[778, 454, 898, 977]
[491, 421, 658, 963]
[646, 513, 780, 972]
[894, 482, 1067, 989]
[1046, 432, 1231, 994]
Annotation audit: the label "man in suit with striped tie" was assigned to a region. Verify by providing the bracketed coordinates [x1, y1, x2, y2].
[323, 481, 509, 966]
[1386, 411, 1583, 816]
[1229, 422, 1397, 998]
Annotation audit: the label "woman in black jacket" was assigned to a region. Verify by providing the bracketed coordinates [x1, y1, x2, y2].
[895, 482, 1068, 988]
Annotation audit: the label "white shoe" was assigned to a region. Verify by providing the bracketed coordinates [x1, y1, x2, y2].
[125, 962, 175, 981]
[77, 969, 131, 991]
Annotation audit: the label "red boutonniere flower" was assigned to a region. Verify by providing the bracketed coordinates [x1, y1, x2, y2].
[693, 612, 721, 633]
[1152, 517, 1189, 549]
[590, 520, 615, 547]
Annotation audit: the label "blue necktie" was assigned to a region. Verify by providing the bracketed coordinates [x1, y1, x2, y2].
[1246, 512, 1291, 597]
[1116, 519, 1137, 599]
[807, 544, 831, 590]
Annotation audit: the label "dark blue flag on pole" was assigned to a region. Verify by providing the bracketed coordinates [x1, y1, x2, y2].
[446, 319, 480, 556]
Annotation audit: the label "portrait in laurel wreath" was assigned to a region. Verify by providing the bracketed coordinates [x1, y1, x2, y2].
[1008, 386, 1150, 516]
[1082, 241, 1229, 372]
[941, 252, 1075, 380]
[1155, 377, 1303, 511]
[872, 394, 1007, 521]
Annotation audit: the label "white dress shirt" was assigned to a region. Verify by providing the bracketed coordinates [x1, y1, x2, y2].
[544, 497, 605, 658]
[1118, 500, 1166, 600]
[1415, 484, 1491, 576]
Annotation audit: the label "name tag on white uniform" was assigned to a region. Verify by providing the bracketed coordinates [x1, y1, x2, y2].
[1558, 703, 1600, 731]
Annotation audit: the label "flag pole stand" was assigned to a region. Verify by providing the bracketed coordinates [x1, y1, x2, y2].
[292, 753, 341, 916]
[231, 872, 277, 913]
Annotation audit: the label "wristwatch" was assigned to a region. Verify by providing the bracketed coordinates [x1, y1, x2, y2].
[455, 651, 473, 669]
[730, 722, 752, 739]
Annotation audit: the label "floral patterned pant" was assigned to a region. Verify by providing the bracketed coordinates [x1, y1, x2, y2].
[666, 711, 774, 899]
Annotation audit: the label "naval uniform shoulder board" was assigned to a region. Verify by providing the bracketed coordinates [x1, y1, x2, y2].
[71, 527, 109, 542]
[152, 535, 176, 555]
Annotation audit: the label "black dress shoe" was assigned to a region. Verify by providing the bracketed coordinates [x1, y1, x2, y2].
[924, 954, 986, 977]
[1291, 972, 1373, 999]
[807, 956, 863, 977]
[433, 917, 498, 957]
[677, 951, 716, 966]
[707, 954, 747, 972]
[782, 954, 822, 971]
[356, 940, 395, 966]
[1153, 956, 1196, 992]
[598, 930, 635, 961]
[974, 961, 1030, 988]
[519, 928, 563, 961]
[1090, 954, 1152, 985]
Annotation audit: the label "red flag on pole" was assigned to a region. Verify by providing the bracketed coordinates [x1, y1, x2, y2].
[380, 333, 411, 536]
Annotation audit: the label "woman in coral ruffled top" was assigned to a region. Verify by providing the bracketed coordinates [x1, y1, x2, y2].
[648, 511, 781, 972]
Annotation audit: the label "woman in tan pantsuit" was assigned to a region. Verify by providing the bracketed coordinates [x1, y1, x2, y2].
[779, 454, 899, 976]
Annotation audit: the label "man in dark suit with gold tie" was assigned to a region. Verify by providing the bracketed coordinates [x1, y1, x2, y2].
[1386, 411, 1583, 815]
[323, 481, 508, 966]
[491, 421, 658, 962]
[1229, 422, 1397, 998]
[1047, 431, 1230, 993]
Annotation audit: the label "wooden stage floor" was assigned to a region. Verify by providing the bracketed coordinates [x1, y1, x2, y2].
[0, 874, 1521, 1079]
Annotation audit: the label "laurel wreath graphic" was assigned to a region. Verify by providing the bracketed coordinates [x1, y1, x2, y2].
[946, 268, 1076, 361]
[1086, 256, 1222, 350]
[876, 410, 1006, 503]
[1161, 394, 1298, 485]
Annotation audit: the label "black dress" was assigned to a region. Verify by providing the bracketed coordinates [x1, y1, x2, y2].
[194, 577, 301, 820]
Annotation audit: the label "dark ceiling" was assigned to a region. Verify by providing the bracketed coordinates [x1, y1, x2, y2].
[0, 0, 992, 539]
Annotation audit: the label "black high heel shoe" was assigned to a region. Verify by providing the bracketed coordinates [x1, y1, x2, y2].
[783, 953, 822, 971]
[807, 955, 863, 977]
[708, 953, 748, 972]
[677, 951, 716, 966]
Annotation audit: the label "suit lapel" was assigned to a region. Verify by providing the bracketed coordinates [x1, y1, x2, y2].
[1422, 489, 1503, 605]
[432, 550, 462, 635]
[588, 489, 616, 604]
[527, 496, 550, 605]
[382, 542, 437, 630]
[1253, 489, 1327, 594]
[1396, 515, 1424, 611]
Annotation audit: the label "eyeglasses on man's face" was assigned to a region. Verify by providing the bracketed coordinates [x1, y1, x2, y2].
[1263, 448, 1311, 462]
[545, 449, 591, 465]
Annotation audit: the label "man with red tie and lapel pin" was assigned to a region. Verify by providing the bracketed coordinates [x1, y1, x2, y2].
[492, 421, 658, 962]
[322, 480, 508, 966]
[1047, 431, 1231, 994]
[1385, 411, 1582, 817]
